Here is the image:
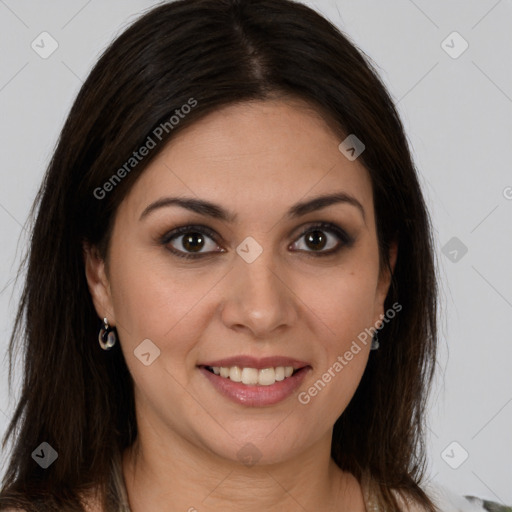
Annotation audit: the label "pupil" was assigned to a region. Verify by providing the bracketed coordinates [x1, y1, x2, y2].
[183, 233, 204, 252]
[180, 230, 327, 253]
[306, 230, 326, 250]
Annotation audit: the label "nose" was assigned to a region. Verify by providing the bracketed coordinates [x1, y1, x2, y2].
[219, 247, 299, 339]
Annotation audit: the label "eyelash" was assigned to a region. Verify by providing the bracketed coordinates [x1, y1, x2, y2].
[159, 222, 354, 260]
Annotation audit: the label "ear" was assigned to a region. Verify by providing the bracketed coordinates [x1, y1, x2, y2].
[373, 238, 398, 325]
[83, 241, 116, 326]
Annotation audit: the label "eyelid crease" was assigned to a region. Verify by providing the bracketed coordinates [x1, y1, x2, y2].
[158, 221, 355, 259]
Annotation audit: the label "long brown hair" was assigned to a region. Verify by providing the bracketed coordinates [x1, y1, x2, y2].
[0, 0, 438, 510]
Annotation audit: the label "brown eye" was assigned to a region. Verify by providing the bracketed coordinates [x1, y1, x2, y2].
[181, 232, 206, 252]
[290, 222, 354, 256]
[304, 230, 328, 251]
[160, 224, 223, 259]
[160, 222, 353, 260]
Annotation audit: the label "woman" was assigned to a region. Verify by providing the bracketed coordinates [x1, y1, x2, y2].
[0, 0, 502, 511]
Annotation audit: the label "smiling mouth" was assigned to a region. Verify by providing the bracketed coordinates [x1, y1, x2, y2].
[203, 365, 303, 386]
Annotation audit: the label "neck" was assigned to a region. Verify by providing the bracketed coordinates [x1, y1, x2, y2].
[121, 428, 365, 512]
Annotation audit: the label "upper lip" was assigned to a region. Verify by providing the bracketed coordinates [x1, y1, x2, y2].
[199, 355, 310, 370]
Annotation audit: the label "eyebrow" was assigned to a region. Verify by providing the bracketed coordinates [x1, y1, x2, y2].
[139, 191, 366, 223]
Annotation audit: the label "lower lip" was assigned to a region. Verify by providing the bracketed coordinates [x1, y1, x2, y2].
[199, 366, 311, 407]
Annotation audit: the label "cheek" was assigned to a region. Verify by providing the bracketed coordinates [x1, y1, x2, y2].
[291, 255, 378, 412]
[293, 256, 380, 344]
[108, 254, 202, 411]
[108, 240, 209, 340]
[296, 276, 373, 423]
[107, 242, 224, 395]
[109, 231, 380, 361]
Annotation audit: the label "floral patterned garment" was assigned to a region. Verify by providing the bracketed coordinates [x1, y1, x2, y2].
[426, 482, 512, 512]
[361, 474, 512, 512]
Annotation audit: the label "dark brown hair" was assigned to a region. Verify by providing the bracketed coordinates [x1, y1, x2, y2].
[0, 0, 438, 510]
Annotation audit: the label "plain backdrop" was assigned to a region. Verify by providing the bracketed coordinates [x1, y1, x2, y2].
[1, 0, 511, 505]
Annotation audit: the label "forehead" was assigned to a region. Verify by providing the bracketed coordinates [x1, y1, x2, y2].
[118, 99, 374, 226]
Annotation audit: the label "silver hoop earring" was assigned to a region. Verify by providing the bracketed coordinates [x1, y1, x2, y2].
[98, 317, 117, 350]
[370, 330, 380, 351]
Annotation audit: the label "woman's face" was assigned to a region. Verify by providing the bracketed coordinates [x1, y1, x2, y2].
[86, 98, 396, 465]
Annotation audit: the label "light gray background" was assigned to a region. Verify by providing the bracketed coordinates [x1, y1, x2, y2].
[1, 0, 511, 505]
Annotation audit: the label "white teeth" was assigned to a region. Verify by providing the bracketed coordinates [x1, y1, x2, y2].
[209, 365, 297, 386]
[229, 366, 242, 382]
[241, 367, 259, 385]
[258, 368, 275, 386]
[274, 366, 285, 381]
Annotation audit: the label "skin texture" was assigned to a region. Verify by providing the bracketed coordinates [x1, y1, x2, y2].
[84, 98, 398, 512]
